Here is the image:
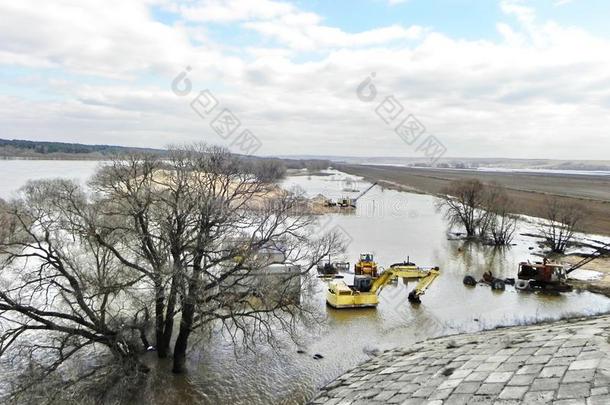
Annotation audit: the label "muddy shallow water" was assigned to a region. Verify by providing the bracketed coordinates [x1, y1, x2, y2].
[144, 170, 610, 405]
[1, 162, 609, 405]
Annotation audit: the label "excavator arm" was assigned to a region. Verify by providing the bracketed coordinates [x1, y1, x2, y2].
[566, 242, 610, 274]
[354, 182, 378, 203]
[407, 268, 440, 303]
[370, 270, 393, 293]
[371, 265, 440, 303]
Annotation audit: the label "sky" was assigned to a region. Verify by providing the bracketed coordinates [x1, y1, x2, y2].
[1, 0, 610, 159]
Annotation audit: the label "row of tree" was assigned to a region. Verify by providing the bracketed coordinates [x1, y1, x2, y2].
[436, 179, 585, 252]
[0, 144, 341, 403]
[0, 138, 161, 156]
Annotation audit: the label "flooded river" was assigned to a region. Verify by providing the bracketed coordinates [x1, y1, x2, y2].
[1, 161, 609, 405]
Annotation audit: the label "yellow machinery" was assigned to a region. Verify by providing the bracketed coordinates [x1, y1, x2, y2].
[326, 263, 440, 308]
[335, 182, 378, 209]
[354, 253, 379, 277]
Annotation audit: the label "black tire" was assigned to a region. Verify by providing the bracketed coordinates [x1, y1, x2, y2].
[463, 275, 477, 286]
[491, 279, 505, 291]
[408, 290, 421, 304]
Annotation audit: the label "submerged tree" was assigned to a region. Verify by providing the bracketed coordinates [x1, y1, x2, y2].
[0, 180, 149, 403]
[539, 197, 585, 253]
[436, 179, 488, 238]
[0, 143, 342, 401]
[91, 145, 341, 372]
[481, 183, 518, 245]
[437, 180, 518, 245]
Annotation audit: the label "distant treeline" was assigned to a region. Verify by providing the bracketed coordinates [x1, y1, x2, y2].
[281, 158, 332, 171]
[0, 138, 162, 159]
[0, 138, 335, 181]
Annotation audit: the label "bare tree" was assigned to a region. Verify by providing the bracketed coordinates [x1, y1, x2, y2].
[0, 144, 341, 400]
[436, 179, 487, 237]
[481, 183, 518, 245]
[84, 144, 339, 373]
[145, 145, 338, 373]
[438, 180, 518, 245]
[247, 158, 287, 182]
[540, 197, 585, 253]
[89, 152, 191, 359]
[0, 180, 148, 403]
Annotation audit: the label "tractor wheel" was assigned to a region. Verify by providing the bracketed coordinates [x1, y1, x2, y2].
[408, 290, 421, 304]
[463, 275, 477, 286]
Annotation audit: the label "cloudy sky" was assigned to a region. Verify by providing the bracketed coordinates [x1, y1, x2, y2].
[1, 0, 609, 159]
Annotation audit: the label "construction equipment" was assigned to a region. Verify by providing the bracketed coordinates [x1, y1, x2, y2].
[517, 260, 572, 292]
[337, 182, 378, 208]
[516, 242, 610, 292]
[354, 253, 379, 277]
[317, 256, 350, 279]
[326, 262, 440, 308]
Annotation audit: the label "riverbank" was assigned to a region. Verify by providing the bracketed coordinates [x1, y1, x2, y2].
[338, 164, 610, 236]
[565, 255, 610, 298]
[310, 314, 610, 404]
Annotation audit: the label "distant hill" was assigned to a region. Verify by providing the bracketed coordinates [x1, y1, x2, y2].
[0, 138, 163, 159]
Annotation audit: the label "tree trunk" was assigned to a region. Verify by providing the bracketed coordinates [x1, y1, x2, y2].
[172, 301, 194, 373]
[155, 281, 168, 358]
[161, 272, 179, 354]
[172, 262, 200, 373]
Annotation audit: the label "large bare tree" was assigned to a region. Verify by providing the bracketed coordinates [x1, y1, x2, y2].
[91, 145, 341, 372]
[436, 179, 488, 238]
[0, 144, 342, 400]
[438, 180, 518, 245]
[0, 180, 149, 403]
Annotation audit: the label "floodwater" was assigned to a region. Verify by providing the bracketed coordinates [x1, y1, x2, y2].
[1, 162, 609, 405]
[0, 159, 102, 198]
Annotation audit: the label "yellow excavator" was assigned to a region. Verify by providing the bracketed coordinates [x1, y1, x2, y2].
[354, 253, 378, 277]
[326, 262, 440, 308]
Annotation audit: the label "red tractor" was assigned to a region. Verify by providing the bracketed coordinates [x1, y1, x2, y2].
[516, 260, 572, 292]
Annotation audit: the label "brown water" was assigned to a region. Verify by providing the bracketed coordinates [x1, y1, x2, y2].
[1, 163, 608, 404]
[144, 170, 610, 405]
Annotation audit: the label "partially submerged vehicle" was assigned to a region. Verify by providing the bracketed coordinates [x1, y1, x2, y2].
[317, 260, 349, 279]
[463, 242, 610, 295]
[327, 262, 440, 308]
[325, 182, 378, 209]
[516, 260, 572, 292]
[463, 262, 571, 293]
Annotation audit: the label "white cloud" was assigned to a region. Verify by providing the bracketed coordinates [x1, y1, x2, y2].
[244, 21, 423, 50]
[180, 0, 423, 51]
[500, 0, 536, 25]
[178, 0, 297, 23]
[0, 0, 609, 159]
